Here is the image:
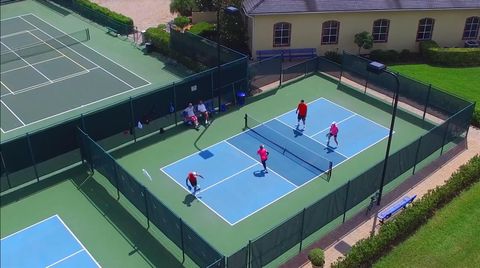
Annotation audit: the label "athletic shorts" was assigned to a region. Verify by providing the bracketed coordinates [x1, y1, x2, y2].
[297, 114, 306, 121]
[188, 115, 198, 122]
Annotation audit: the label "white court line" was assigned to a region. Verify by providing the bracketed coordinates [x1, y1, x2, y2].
[160, 169, 235, 225]
[23, 14, 151, 86]
[0, 41, 52, 82]
[0, 29, 36, 39]
[200, 162, 259, 192]
[11, 68, 95, 96]
[55, 215, 101, 267]
[0, 15, 27, 23]
[0, 128, 6, 133]
[1, 100, 26, 126]
[1, 78, 149, 134]
[1, 81, 14, 94]
[0, 215, 58, 241]
[46, 249, 85, 268]
[310, 114, 356, 137]
[25, 27, 88, 71]
[0, 55, 64, 75]
[322, 97, 390, 131]
[224, 140, 298, 188]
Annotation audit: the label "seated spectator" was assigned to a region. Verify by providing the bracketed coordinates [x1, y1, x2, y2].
[197, 100, 209, 125]
[184, 103, 199, 129]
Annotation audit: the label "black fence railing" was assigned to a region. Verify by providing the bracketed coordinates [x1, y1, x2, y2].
[77, 128, 225, 267]
[226, 54, 474, 268]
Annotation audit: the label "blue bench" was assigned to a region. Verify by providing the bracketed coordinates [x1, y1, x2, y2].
[256, 48, 316, 61]
[378, 195, 417, 223]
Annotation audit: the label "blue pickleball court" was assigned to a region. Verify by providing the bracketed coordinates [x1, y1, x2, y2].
[1, 215, 100, 268]
[161, 98, 390, 225]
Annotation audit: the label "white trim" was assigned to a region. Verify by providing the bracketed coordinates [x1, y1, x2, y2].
[1, 100, 26, 126]
[46, 249, 85, 268]
[1, 81, 14, 94]
[56, 215, 101, 267]
[0, 55, 64, 75]
[1, 41, 51, 82]
[246, 7, 479, 16]
[0, 215, 58, 240]
[200, 162, 259, 192]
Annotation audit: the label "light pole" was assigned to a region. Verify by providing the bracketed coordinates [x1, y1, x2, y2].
[216, 5, 239, 106]
[367, 61, 400, 206]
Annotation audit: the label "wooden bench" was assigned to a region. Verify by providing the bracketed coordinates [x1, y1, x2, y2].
[378, 195, 417, 223]
[106, 27, 118, 37]
[256, 48, 316, 61]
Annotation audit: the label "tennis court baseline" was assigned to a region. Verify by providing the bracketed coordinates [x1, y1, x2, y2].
[161, 98, 390, 225]
[0, 14, 150, 135]
[1, 215, 100, 268]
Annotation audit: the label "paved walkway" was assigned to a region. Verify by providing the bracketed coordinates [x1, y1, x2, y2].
[283, 126, 480, 268]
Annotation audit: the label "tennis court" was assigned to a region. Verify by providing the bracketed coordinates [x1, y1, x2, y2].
[161, 98, 390, 225]
[1, 215, 100, 268]
[0, 13, 150, 135]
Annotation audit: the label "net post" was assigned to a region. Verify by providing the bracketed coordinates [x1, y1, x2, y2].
[440, 118, 451, 156]
[86, 28, 90, 41]
[244, 114, 248, 129]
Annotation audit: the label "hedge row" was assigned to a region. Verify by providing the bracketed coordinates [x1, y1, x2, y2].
[332, 155, 480, 268]
[419, 40, 480, 67]
[51, 0, 134, 35]
[144, 25, 208, 72]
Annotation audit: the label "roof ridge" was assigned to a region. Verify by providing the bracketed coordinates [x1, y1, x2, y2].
[245, 0, 267, 14]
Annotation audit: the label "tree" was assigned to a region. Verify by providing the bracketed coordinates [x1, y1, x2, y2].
[218, 0, 249, 54]
[354, 31, 373, 54]
[170, 0, 196, 16]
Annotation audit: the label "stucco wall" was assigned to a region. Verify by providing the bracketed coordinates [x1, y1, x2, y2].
[250, 9, 480, 58]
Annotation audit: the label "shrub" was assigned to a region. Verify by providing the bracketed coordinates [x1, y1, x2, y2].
[324, 51, 342, 64]
[145, 25, 170, 55]
[369, 49, 399, 63]
[399, 49, 411, 61]
[173, 16, 191, 30]
[74, 0, 133, 34]
[332, 155, 480, 268]
[472, 109, 480, 128]
[419, 40, 480, 66]
[308, 248, 325, 267]
[189, 21, 215, 37]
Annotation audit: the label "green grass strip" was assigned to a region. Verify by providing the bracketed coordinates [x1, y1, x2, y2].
[375, 181, 480, 267]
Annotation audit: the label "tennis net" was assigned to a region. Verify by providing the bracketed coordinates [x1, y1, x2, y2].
[244, 114, 333, 178]
[1, 28, 90, 64]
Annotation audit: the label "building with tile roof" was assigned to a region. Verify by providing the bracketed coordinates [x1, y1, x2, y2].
[242, 0, 480, 58]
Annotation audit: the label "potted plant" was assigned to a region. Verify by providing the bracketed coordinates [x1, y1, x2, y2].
[308, 248, 325, 268]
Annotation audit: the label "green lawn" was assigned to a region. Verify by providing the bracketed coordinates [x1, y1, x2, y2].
[390, 64, 480, 105]
[374, 182, 480, 267]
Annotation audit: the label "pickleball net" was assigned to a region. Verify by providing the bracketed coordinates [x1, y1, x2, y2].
[1, 28, 90, 64]
[244, 114, 333, 179]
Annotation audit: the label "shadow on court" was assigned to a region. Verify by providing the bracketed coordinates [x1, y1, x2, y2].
[253, 170, 267, 177]
[182, 194, 197, 207]
[71, 166, 186, 268]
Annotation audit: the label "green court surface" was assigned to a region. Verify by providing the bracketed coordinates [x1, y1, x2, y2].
[0, 0, 190, 142]
[113, 74, 431, 258]
[0, 166, 196, 267]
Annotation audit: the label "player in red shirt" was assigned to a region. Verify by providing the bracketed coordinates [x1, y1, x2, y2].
[327, 121, 339, 147]
[185, 171, 204, 195]
[296, 100, 308, 129]
[257, 145, 270, 173]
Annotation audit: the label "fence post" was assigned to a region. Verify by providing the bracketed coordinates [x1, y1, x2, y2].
[112, 161, 120, 200]
[364, 71, 369, 94]
[412, 136, 422, 175]
[180, 218, 185, 264]
[80, 113, 86, 131]
[129, 97, 137, 142]
[173, 83, 178, 126]
[211, 71, 215, 100]
[342, 180, 351, 223]
[299, 208, 306, 252]
[247, 240, 252, 268]
[279, 55, 283, 87]
[0, 152, 11, 189]
[26, 133, 39, 181]
[440, 118, 451, 155]
[143, 187, 150, 229]
[422, 84, 432, 121]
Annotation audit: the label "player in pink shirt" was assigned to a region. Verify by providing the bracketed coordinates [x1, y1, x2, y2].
[327, 121, 339, 147]
[257, 145, 270, 173]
